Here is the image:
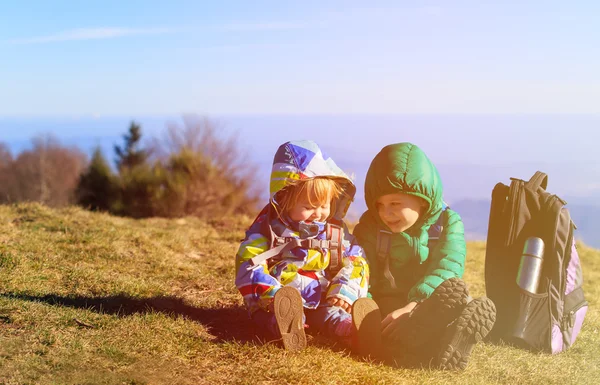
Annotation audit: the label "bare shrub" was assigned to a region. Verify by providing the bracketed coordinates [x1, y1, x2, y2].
[150, 115, 260, 219]
[3, 135, 87, 207]
[0, 143, 15, 203]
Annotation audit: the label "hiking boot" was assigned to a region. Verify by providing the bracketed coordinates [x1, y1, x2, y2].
[435, 296, 497, 370]
[274, 286, 307, 352]
[351, 297, 383, 360]
[399, 277, 470, 350]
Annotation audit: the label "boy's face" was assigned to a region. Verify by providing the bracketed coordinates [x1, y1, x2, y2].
[288, 195, 332, 223]
[376, 192, 426, 233]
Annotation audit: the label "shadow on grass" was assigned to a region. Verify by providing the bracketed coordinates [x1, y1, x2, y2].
[1, 292, 255, 343]
[1, 292, 453, 368]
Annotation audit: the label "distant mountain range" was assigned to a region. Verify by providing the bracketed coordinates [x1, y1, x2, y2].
[340, 163, 599, 248]
[345, 197, 599, 248]
[335, 157, 600, 248]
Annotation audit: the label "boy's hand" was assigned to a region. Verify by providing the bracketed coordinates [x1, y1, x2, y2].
[381, 301, 418, 340]
[327, 297, 351, 312]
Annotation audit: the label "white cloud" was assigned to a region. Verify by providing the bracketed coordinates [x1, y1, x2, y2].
[3, 22, 308, 45]
[5, 27, 178, 45]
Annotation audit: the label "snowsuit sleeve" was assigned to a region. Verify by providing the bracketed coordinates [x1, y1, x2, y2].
[326, 224, 370, 305]
[234, 225, 282, 313]
[407, 209, 466, 302]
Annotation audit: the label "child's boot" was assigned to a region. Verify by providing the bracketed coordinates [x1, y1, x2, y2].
[435, 296, 496, 370]
[352, 297, 383, 360]
[398, 277, 470, 350]
[274, 286, 307, 352]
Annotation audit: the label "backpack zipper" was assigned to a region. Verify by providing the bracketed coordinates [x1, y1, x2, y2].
[563, 300, 588, 329]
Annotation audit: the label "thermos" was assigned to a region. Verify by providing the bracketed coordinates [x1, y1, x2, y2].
[516, 237, 545, 293]
[513, 237, 545, 342]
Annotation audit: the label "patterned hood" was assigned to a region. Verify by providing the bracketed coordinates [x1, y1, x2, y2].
[269, 140, 356, 220]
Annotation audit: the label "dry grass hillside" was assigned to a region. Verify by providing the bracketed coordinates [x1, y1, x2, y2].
[1, 203, 598, 384]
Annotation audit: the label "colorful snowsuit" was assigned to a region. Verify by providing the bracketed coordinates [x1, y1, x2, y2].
[235, 140, 369, 335]
[353, 142, 467, 309]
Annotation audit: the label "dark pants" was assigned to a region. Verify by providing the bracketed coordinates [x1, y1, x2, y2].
[375, 295, 409, 318]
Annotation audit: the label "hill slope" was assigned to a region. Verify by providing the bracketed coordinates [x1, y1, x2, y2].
[1, 204, 598, 384]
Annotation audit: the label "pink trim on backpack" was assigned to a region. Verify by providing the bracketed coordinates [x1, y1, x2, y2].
[565, 240, 580, 295]
[571, 305, 588, 346]
[551, 324, 564, 353]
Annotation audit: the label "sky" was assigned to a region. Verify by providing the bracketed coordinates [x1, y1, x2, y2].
[2, 1, 600, 212]
[1, 1, 600, 116]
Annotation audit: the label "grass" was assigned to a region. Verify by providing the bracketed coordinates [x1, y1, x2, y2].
[0, 202, 598, 384]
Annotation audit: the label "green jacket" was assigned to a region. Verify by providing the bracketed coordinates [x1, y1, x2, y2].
[353, 143, 466, 303]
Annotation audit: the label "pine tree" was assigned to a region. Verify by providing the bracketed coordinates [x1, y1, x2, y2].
[75, 147, 117, 211]
[114, 121, 148, 171]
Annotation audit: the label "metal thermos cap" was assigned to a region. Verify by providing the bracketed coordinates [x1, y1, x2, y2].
[523, 237, 545, 259]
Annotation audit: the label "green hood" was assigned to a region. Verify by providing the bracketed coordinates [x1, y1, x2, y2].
[364, 142, 443, 231]
[355, 143, 466, 303]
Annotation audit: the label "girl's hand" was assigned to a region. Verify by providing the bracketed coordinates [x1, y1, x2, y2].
[327, 297, 351, 312]
[381, 301, 418, 340]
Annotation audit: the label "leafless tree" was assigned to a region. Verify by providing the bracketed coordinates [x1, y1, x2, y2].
[8, 134, 87, 206]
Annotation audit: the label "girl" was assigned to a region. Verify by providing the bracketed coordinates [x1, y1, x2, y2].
[235, 140, 380, 358]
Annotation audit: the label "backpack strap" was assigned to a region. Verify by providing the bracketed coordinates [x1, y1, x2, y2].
[249, 217, 344, 270]
[427, 209, 445, 249]
[248, 204, 290, 266]
[325, 223, 343, 272]
[248, 238, 302, 266]
[376, 230, 397, 289]
[526, 171, 548, 191]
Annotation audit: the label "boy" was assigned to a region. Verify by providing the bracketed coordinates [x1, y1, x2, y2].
[235, 140, 381, 357]
[353, 142, 497, 370]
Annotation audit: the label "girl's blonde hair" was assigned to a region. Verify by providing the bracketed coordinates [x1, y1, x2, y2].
[275, 177, 345, 220]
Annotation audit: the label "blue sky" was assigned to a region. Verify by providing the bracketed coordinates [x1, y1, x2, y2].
[1, 1, 600, 116]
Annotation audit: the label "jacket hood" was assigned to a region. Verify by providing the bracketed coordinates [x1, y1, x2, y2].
[269, 140, 356, 220]
[364, 142, 443, 230]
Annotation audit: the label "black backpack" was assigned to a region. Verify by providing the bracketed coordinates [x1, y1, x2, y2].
[484, 171, 588, 353]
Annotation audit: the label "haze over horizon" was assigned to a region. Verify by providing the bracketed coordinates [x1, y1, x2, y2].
[2, 114, 600, 212]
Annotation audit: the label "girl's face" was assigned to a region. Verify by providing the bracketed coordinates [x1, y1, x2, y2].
[288, 195, 332, 223]
[376, 193, 426, 233]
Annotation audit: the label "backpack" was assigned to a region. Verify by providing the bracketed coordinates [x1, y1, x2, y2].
[247, 204, 344, 275]
[484, 171, 588, 353]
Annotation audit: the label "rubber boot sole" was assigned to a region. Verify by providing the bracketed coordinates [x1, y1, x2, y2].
[400, 277, 470, 350]
[436, 297, 497, 370]
[352, 297, 383, 360]
[274, 286, 307, 352]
